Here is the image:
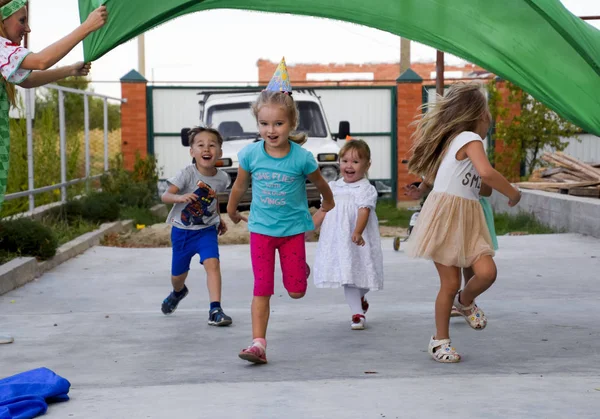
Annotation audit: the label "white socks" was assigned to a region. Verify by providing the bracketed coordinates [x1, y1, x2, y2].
[344, 285, 368, 315]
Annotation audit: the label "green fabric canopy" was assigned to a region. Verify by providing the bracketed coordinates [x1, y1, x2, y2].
[79, 0, 600, 135]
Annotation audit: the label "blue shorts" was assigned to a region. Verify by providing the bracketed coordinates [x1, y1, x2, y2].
[171, 226, 219, 276]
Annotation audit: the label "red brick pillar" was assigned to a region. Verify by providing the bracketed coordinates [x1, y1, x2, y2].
[120, 70, 148, 171]
[396, 69, 424, 202]
[493, 79, 521, 181]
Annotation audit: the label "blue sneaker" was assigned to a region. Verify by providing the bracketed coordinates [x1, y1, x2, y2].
[208, 307, 232, 326]
[161, 286, 188, 315]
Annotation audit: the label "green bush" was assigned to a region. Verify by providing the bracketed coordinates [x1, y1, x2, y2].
[46, 192, 119, 224]
[79, 192, 120, 223]
[0, 218, 58, 260]
[100, 153, 159, 208]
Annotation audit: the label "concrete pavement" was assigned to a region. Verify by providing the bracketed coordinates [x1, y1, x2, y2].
[1, 234, 600, 418]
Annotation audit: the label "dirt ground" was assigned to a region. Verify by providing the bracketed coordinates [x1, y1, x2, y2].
[103, 210, 407, 248]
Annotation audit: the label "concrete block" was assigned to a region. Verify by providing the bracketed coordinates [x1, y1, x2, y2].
[491, 189, 600, 238]
[0, 257, 37, 295]
[150, 204, 168, 219]
[1, 219, 134, 295]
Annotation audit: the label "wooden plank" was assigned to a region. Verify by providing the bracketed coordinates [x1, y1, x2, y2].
[516, 180, 600, 190]
[541, 167, 567, 177]
[568, 187, 600, 198]
[555, 152, 600, 179]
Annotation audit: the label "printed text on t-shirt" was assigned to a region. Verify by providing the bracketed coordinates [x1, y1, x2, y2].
[256, 171, 296, 206]
[462, 173, 481, 189]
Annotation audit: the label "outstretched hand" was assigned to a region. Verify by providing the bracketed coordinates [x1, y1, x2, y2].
[84, 5, 108, 33]
[508, 187, 522, 207]
[70, 62, 92, 77]
[403, 184, 423, 200]
[228, 211, 248, 224]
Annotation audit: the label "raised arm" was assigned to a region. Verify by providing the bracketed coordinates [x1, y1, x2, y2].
[19, 62, 90, 88]
[463, 141, 520, 206]
[162, 184, 197, 205]
[19, 7, 107, 71]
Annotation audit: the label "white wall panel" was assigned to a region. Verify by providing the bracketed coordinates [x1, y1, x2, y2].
[314, 89, 392, 134]
[152, 89, 202, 133]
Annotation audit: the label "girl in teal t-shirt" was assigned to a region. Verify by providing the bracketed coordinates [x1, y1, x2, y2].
[227, 60, 334, 364]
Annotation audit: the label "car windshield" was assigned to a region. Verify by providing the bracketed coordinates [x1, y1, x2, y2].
[206, 101, 328, 140]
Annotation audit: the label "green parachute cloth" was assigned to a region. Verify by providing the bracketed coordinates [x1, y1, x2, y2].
[79, 0, 600, 135]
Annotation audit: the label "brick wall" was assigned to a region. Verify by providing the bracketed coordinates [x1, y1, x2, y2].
[120, 77, 148, 171]
[494, 80, 521, 181]
[257, 59, 486, 86]
[396, 72, 425, 201]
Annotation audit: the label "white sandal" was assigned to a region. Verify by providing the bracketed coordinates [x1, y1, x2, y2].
[0, 334, 14, 344]
[428, 336, 461, 363]
[454, 292, 487, 330]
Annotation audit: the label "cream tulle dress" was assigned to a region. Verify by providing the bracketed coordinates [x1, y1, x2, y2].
[406, 131, 495, 267]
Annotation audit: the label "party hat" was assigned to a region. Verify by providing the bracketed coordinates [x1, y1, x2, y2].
[265, 57, 292, 94]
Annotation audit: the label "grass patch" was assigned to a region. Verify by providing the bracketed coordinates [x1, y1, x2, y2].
[0, 249, 20, 264]
[42, 216, 100, 246]
[119, 206, 164, 226]
[375, 201, 413, 228]
[493, 212, 555, 235]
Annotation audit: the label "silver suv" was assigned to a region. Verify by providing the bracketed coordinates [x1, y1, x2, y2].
[181, 88, 349, 207]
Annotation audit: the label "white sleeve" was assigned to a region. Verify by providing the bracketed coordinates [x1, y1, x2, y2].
[356, 184, 378, 209]
[0, 38, 32, 84]
[451, 131, 484, 160]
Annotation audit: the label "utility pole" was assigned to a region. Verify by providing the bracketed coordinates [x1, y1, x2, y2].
[400, 37, 411, 74]
[137, 34, 146, 77]
[24, 2, 29, 48]
[436, 50, 444, 96]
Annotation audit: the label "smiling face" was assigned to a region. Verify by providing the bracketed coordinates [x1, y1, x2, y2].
[189, 131, 222, 174]
[257, 104, 292, 151]
[3, 7, 30, 45]
[340, 148, 370, 183]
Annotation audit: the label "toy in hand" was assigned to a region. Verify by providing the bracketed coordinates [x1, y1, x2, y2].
[180, 181, 216, 226]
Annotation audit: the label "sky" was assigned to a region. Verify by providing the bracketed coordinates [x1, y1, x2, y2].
[27, 0, 600, 99]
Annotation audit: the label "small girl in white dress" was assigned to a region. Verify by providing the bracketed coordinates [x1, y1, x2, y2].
[312, 140, 384, 330]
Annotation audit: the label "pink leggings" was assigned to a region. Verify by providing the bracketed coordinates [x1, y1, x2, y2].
[250, 232, 308, 296]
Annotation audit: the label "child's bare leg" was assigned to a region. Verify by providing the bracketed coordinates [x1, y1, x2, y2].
[462, 267, 475, 288]
[203, 258, 222, 302]
[251, 296, 271, 338]
[171, 272, 188, 291]
[433, 263, 461, 340]
[459, 255, 497, 306]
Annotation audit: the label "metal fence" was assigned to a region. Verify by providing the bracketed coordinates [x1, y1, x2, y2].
[4, 84, 125, 214]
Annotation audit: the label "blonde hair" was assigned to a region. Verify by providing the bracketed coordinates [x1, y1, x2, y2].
[339, 139, 371, 162]
[0, 0, 22, 106]
[408, 82, 489, 184]
[251, 90, 307, 145]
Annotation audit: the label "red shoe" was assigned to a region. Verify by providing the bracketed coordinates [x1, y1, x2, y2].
[361, 296, 369, 314]
[351, 314, 366, 330]
[305, 263, 311, 279]
[239, 343, 267, 364]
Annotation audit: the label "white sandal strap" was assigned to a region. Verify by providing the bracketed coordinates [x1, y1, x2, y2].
[251, 341, 266, 351]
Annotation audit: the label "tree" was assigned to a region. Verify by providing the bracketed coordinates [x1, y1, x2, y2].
[487, 80, 579, 178]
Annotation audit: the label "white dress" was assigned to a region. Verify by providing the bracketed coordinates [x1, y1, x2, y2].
[314, 178, 384, 290]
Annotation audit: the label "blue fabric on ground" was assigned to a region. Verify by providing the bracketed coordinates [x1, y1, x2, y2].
[0, 368, 70, 419]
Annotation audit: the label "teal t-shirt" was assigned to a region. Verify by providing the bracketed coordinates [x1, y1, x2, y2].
[238, 140, 318, 237]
